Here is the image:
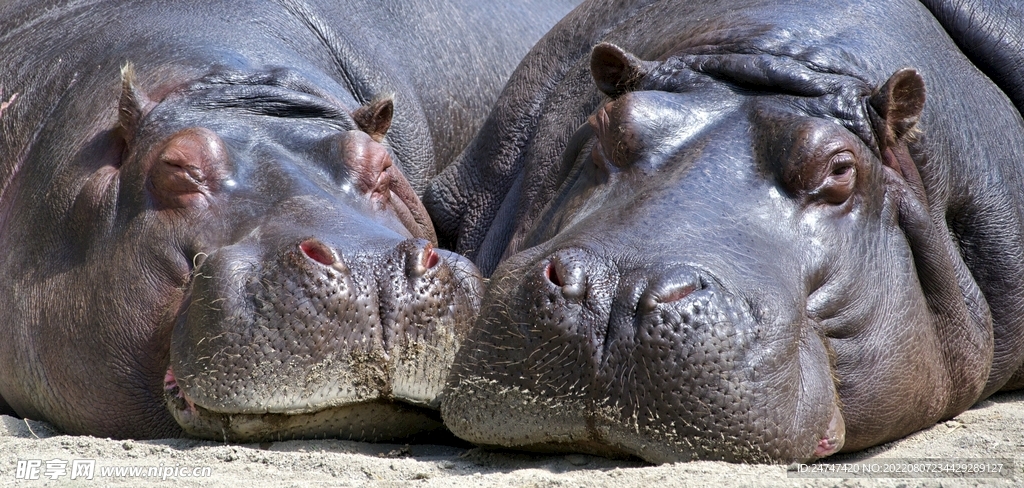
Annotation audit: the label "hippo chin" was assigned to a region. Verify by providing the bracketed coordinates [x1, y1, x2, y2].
[427, 0, 1024, 463]
[0, 0, 579, 440]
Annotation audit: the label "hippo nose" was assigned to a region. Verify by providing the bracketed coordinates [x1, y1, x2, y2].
[398, 238, 441, 279]
[299, 237, 349, 273]
[299, 237, 440, 280]
[637, 265, 704, 314]
[544, 248, 597, 300]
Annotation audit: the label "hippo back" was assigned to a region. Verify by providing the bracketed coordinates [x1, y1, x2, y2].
[0, 0, 577, 192]
[919, 0, 1024, 120]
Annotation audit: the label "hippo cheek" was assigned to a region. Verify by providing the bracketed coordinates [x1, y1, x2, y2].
[442, 250, 842, 463]
[164, 237, 481, 442]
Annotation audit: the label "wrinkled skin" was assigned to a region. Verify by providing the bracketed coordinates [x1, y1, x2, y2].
[427, 0, 1024, 463]
[0, 0, 578, 440]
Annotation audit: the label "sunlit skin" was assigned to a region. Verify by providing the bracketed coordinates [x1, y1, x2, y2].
[0, 0, 579, 440]
[427, 0, 1024, 464]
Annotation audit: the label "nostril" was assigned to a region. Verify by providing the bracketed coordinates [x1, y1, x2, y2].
[544, 254, 587, 299]
[299, 238, 336, 266]
[406, 239, 440, 278]
[661, 283, 697, 304]
[640, 270, 704, 312]
[423, 245, 440, 270]
[545, 261, 564, 287]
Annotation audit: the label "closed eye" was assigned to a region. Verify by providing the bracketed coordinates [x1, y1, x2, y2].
[816, 151, 857, 204]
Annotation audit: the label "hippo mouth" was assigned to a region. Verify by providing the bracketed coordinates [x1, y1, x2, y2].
[165, 233, 482, 442]
[163, 367, 445, 442]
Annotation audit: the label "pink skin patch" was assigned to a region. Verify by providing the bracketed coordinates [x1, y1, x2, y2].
[815, 437, 840, 458]
[300, 239, 336, 266]
[423, 245, 440, 270]
[163, 369, 175, 389]
[0, 88, 17, 117]
[659, 284, 696, 304]
[164, 367, 197, 413]
[814, 406, 846, 458]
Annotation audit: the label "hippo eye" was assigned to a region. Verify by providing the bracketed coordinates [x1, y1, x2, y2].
[589, 140, 617, 183]
[329, 130, 396, 207]
[814, 151, 857, 204]
[371, 167, 393, 205]
[148, 127, 227, 209]
[588, 104, 637, 172]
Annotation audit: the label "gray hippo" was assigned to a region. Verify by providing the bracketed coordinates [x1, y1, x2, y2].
[0, 0, 578, 441]
[425, 0, 1024, 463]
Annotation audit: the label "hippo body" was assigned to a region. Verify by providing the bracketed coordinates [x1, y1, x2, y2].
[426, 0, 1024, 463]
[0, 0, 578, 440]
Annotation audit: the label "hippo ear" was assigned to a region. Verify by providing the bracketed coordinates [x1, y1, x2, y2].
[870, 68, 925, 145]
[351, 96, 394, 143]
[591, 43, 652, 98]
[118, 62, 154, 143]
[870, 68, 927, 204]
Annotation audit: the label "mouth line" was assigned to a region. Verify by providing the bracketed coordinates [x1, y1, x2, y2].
[163, 367, 198, 415]
[163, 388, 439, 419]
[163, 367, 444, 442]
[162, 362, 440, 416]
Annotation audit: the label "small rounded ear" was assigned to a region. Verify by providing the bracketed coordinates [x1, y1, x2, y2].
[351, 97, 394, 142]
[119, 62, 154, 143]
[591, 43, 651, 98]
[871, 68, 928, 206]
[870, 68, 925, 143]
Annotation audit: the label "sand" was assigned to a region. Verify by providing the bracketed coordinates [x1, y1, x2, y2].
[1, 390, 1021, 487]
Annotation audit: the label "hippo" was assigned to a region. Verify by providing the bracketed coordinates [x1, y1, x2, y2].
[425, 0, 1024, 463]
[0, 0, 579, 441]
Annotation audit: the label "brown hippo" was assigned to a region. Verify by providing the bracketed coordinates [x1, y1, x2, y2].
[426, 0, 1024, 463]
[0, 0, 578, 441]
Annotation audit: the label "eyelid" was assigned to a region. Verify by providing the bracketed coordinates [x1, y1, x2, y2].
[829, 150, 855, 164]
[810, 150, 858, 204]
[828, 152, 855, 174]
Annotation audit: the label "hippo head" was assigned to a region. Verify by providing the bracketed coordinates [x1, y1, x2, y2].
[81, 65, 481, 441]
[441, 44, 993, 462]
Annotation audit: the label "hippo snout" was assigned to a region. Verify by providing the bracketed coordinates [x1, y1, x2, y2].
[443, 246, 842, 462]
[167, 231, 481, 442]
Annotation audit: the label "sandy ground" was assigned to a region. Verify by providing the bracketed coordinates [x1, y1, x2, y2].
[1, 390, 1021, 487]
